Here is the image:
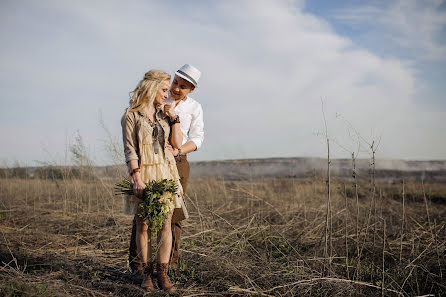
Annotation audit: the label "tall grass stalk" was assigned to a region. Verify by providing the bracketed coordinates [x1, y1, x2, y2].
[321, 99, 332, 275]
[381, 218, 386, 297]
[343, 183, 350, 279]
[400, 179, 406, 264]
[352, 152, 361, 280]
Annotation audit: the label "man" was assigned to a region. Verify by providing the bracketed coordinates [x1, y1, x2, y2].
[129, 64, 204, 282]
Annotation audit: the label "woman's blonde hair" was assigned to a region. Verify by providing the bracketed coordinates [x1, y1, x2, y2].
[128, 70, 171, 112]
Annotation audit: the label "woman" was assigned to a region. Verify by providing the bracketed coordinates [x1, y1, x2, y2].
[121, 69, 182, 293]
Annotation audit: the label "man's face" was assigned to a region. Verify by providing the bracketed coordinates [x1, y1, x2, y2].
[170, 75, 195, 101]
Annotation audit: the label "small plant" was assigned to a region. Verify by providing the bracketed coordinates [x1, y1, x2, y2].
[89, 271, 101, 280]
[169, 259, 199, 282]
[32, 283, 48, 295]
[1, 280, 49, 297]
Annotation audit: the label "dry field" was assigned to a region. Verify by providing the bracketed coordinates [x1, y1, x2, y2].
[0, 173, 445, 296]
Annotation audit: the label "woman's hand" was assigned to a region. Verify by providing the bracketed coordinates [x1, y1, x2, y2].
[133, 179, 146, 198]
[164, 104, 177, 120]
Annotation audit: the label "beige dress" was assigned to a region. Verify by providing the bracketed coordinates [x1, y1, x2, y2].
[121, 107, 185, 216]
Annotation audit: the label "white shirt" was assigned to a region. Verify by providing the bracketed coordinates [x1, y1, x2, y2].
[164, 95, 204, 149]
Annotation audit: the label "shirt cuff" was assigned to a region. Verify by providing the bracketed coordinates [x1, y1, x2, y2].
[190, 138, 202, 150]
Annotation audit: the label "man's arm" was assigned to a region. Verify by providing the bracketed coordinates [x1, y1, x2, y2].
[174, 103, 204, 155]
[178, 141, 197, 154]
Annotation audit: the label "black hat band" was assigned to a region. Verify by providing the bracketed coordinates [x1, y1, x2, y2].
[176, 70, 197, 86]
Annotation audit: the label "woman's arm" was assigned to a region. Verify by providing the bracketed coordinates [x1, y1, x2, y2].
[170, 120, 182, 149]
[121, 111, 146, 197]
[121, 111, 139, 163]
[164, 105, 183, 149]
[127, 159, 146, 198]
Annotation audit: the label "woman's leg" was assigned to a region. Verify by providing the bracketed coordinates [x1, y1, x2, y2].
[146, 227, 152, 263]
[136, 215, 154, 290]
[156, 212, 175, 292]
[129, 215, 143, 283]
[135, 215, 151, 265]
[157, 212, 172, 263]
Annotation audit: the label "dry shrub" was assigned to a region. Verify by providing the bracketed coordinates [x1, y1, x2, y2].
[0, 176, 445, 296]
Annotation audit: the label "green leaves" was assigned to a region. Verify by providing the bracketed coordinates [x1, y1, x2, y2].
[115, 179, 177, 233]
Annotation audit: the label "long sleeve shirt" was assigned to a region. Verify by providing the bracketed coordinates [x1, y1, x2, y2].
[164, 95, 204, 149]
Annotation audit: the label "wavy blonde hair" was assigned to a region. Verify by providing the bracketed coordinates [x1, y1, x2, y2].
[128, 70, 171, 112]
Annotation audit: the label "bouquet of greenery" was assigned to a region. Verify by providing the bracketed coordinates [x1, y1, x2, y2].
[115, 179, 177, 233]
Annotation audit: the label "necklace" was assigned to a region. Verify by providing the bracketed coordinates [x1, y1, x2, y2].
[138, 111, 163, 154]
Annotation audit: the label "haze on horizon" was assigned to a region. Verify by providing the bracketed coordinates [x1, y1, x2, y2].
[1, 0, 445, 166]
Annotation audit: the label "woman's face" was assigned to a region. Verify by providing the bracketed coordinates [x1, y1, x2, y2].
[154, 79, 171, 106]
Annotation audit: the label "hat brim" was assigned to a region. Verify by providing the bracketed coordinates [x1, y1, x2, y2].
[175, 71, 198, 87]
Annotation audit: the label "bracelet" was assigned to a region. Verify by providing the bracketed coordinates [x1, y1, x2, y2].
[169, 115, 180, 125]
[175, 148, 186, 157]
[130, 168, 140, 176]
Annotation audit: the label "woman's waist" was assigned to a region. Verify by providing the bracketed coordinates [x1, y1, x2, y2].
[140, 148, 175, 164]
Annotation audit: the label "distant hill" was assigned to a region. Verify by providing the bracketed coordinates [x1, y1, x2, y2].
[3, 157, 446, 182]
[189, 157, 446, 182]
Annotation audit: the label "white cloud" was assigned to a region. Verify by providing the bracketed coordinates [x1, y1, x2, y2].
[333, 0, 446, 61]
[0, 0, 445, 164]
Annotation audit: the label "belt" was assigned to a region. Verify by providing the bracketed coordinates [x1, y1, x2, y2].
[174, 154, 187, 162]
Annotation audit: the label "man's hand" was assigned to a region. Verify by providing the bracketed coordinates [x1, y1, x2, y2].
[164, 104, 177, 120]
[165, 142, 179, 156]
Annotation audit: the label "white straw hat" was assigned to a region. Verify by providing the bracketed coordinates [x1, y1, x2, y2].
[175, 64, 201, 87]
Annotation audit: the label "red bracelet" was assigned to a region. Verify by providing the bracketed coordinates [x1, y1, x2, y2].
[131, 168, 140, 176]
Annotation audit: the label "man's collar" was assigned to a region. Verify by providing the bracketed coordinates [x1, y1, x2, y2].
[167, 94, 189, 104]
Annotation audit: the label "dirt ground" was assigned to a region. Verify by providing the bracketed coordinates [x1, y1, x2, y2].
[1, 177, 445, 296]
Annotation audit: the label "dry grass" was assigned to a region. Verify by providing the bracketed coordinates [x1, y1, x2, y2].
[0, 175, 445, 296]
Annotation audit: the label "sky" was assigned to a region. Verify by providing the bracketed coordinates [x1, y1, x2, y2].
[0, 0, 445, 166]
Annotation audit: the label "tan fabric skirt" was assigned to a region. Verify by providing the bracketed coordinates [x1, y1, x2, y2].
[122, 162, 184, 215]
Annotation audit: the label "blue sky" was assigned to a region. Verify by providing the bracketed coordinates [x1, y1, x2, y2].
[308, 0, 446, 107]
[0, 0, 445, 166]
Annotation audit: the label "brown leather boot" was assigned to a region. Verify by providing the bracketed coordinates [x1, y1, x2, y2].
[157, 263, 176, 293]
[130, 264, 144, 284]
[141, 263, 154, 291]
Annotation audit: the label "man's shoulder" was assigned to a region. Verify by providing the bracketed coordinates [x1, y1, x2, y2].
[186, 96, 202, 109]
